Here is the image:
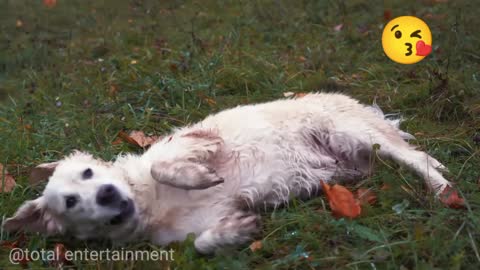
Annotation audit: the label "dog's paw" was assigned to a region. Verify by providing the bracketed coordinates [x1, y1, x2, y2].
[194, 212, 260, 254]
[151, 161, 224, 190]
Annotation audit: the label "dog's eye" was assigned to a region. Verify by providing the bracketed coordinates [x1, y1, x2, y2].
[82, 168, 93, 180]
[65, 195, 77, 209]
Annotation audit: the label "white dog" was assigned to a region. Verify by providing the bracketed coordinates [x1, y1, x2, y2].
[3, 93, 451, 254]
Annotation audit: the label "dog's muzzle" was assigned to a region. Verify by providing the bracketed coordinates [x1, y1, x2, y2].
[96, 184, 135, 225]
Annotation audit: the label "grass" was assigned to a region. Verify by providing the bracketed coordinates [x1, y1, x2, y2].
[0, 0, 479, 269]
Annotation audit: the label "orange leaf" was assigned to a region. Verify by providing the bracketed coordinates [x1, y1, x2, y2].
[383, 10, 392, 21]
[52, 243, 71, 266]
[204, 97, 216, 106]
[355, 188, 377, 206]
[1, 235, 27, 249]
[1, 240, 18, 249]
[320, 180, 361, 219]
[115, 130, 160, 148]
[249, 240, 262, 252]
[43, 0, 57, 8]
[439, 186, 465, 209]
[0, 163, 16, 193]
[108, 84, 119, 97]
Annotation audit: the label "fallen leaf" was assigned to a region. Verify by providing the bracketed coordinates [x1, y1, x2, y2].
[0, 163, 16, 193]
[114, 130, 160, 148]
[1, 234, 28, 253]
[43, 0, 57, 8]
[11, 249, 30, 266]
[249, 240, 263, 252]
[51, 243, 72, 267]
[0, 234, 30, 268]
[169, 63, 178, 73]
[111, 137, 124, 145]
[108, 84, 119, 97]
[439, 186, 465, 209]
[204, 97, 216, 106]
[356, 188, 377, 205]
[321, 180, 361, 219]
[383, 10, 392, 21]
[1, 241, 16, 249]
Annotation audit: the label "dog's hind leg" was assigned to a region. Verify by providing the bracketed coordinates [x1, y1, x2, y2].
[324, 115, 451, 193]
[349, 120, 452, 193]
[375, 142, 451, 193]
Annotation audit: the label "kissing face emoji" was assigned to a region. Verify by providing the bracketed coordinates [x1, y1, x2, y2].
[382, 16, 432, 64]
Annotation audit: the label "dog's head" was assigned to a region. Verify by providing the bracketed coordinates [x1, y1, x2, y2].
[3, 151, 139, 241]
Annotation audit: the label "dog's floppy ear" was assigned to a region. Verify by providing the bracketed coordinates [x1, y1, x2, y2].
[3, 197, 64, 235]
[29, 161, 59, 184]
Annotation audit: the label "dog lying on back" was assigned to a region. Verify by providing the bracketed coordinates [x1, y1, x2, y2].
[3, 93, 451, 254]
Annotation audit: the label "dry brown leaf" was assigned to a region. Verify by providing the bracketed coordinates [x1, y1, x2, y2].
[0, 163, 16, 193]
[108, 84, 119, 97]
[204, 97, 217, 106]
[321, 180, 361, 219]
[383, 10, 392, 21]
[114, 130, 160, 148]
[249, 240, 263, 252]
[51, 243, 72, 267]
[356, 188, 377, 206]
[1, 234, 29, 266]
[439, 186, 465, 209]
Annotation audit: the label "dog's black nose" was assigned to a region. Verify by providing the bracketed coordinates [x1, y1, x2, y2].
[96, 184, 121, 206]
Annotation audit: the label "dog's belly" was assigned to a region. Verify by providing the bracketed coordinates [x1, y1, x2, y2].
[208, 131, 371, 207]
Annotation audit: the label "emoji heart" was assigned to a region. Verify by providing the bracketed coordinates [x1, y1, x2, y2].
[416, 40, 432, 56]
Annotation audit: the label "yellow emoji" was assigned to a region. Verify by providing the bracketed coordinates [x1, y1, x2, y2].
[382, 16, 432, 64]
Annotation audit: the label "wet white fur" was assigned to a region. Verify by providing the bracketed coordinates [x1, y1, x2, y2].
[4, 93, 451, 254]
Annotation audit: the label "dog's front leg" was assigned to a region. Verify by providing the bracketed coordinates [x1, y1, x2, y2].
[148, 129, 225, 190]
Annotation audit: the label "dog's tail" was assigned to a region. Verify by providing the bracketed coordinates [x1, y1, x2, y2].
[367, 102, 415, 141]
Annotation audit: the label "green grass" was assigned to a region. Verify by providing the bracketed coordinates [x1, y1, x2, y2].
[1, 0, 479, 269]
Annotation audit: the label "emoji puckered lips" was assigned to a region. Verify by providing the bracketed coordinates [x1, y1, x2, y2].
[416, 40, 432, 56]
[381, 16, 432, 64]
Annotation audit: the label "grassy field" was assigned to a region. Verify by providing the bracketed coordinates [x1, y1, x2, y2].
[1, 0, 479, 269]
